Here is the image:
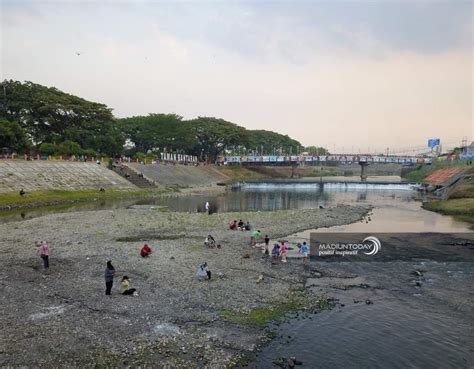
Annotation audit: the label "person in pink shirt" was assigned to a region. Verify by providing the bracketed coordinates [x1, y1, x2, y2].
[37, 241, 49, 269]
[280, 242, 287, 263]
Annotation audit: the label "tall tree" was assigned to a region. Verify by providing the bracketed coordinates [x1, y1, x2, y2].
[0, 118, 31, 153]
[304, 146, 329, 155]
[248, 130, 303, 155]
[188, 117, 250, 162]
[119, 113, 196, 154]
[0, 80, 124, 155]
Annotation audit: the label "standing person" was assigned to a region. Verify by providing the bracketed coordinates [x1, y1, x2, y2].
[104, 261, 115, 295]
[264, 235, 270, 255]
[121, 276, 137, 296]
[300, 242, 309, 264]
[280, 241, 287, 263]
[272, 243, 281, 261]
[205, 201, 211, 215]
[38, 241, 49, 269]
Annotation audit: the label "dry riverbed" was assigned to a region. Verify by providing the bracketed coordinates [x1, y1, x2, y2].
[0, 205, 368, 368]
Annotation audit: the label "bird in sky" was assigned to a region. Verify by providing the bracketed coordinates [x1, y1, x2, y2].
[75, 51, 83, 56]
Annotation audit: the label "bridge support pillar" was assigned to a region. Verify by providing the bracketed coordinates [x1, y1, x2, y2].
[359, 161, 369, 182]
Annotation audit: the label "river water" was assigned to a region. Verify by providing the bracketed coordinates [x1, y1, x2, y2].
[238, 184, 474, 369]
[1, 181, 473, 368]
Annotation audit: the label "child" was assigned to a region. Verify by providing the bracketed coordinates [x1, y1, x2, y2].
[121, 276, 137, 296]
[300, 241, 309, 264]
[264, 235, 270, 255]
[272, 243, 280, 260]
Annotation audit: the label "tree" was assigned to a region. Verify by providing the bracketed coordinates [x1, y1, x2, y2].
[247, 130, 303, 155]
[0, 80, 124, 155]
[0, 118, 31, 153]
[119, 114, 196, 154]
[187, 117, 250, 162]
[304, 146, 329, 155]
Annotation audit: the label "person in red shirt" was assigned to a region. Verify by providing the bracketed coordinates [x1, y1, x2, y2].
[140, 244, 152, 258]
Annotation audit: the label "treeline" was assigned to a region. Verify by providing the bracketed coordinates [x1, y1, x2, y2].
[0, 80, 327, 161]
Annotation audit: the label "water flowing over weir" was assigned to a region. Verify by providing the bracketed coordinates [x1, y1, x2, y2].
[239, 181, 415, 192]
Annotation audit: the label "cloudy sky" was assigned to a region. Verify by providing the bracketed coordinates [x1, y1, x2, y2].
[1, 0, 472, 153]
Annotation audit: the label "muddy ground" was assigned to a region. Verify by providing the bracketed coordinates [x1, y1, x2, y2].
[0, 204, 369, 368]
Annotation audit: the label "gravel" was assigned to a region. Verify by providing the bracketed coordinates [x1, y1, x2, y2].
[0, 204, 369, 367]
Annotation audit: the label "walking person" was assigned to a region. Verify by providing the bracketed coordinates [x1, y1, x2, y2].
[299, 242, 309, 265]
[264, 235, 270, 255]
[205, 201, 211, 215]
[38, 241, 49, 269]
[104, 261, 115, 295]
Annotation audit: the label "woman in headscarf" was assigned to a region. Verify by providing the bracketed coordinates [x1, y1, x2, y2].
[104, 261, 115, 295]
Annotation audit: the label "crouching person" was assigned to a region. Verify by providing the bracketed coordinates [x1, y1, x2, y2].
[121, 276, 138, 296]
[196, 262, 211, 280]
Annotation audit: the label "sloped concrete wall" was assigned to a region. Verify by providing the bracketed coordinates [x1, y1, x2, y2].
[0, 161, 137, 193]
[128, 163, 228, 187]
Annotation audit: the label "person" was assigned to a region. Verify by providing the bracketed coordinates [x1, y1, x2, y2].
[237, 219, 244, 230]
[121, 276, 137, 296]
[205, 201, 211, 215]
[140, 244, 152, 257]
[272, 243, 281, 261]
[104, 261, 115, 295]
[280, 241, 287, 263]
[204, 235, 216, 248]
[229, 220, 237, 230]
[264, 235, 270, 255]
[244, 221, 252, 231]
[196, 262, 211, 280]
[300, 241, 309, 264]
[38, 241, 49, 269]
[250, 229, 261, 246]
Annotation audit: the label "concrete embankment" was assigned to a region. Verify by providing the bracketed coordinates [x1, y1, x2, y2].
[0, 161, 136, 193]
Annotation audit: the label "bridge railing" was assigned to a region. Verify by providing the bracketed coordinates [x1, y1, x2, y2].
[220, 155, 432, 165]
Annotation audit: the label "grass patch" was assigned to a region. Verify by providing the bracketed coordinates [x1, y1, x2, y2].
[423, 198, 474, 215]
[116, 234, 188, 242]
[0, 188, 160, 209]
[220, 290, 331, 327]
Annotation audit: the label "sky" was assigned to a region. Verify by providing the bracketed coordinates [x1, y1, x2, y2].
[1, 0, 472, 153]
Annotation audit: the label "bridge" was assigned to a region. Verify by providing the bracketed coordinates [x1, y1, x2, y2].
[220, 154, 432, 182]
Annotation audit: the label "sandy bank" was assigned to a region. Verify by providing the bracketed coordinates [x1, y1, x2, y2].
[0, 204, 368, 367]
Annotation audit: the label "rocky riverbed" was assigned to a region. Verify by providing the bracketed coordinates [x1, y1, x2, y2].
[0, 204, 369, 368]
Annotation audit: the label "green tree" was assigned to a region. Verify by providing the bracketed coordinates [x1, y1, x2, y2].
[187, 117, 250, 162]
[0, 118, 31, 153]
[0, 80, 124, 155]
[247, 130, 303, 155]
[119, 114, 196, 154]
[304, 146, 329, 155]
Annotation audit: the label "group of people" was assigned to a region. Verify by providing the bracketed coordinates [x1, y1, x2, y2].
[263, 236, 310, 264]
[229, 219, 252, 231]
